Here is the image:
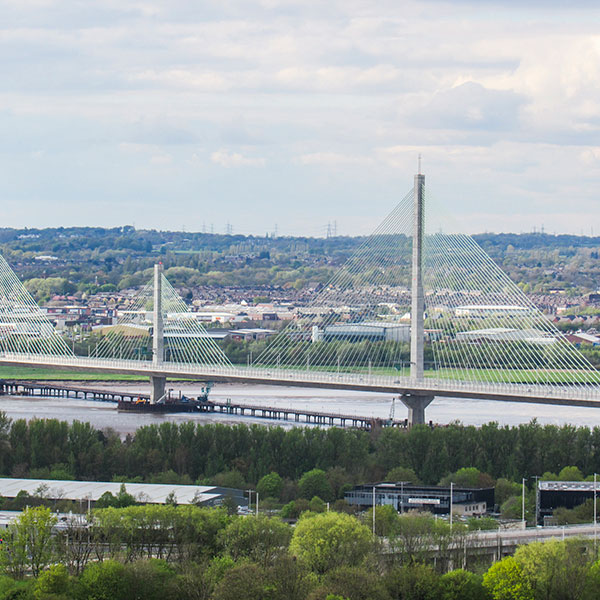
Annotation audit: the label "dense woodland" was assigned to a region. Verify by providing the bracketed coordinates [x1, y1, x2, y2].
[0, 415, 599, 487]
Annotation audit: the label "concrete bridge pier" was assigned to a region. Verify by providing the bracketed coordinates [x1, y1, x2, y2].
[150, 375, 166, 404]
[401, 393, 434, 426]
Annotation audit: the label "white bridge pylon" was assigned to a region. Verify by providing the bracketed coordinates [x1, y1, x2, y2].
[0, 174, 599, 422]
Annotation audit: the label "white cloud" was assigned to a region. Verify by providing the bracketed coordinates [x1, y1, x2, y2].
[210, 149, 266, 168]
[1, 0, 600, 234]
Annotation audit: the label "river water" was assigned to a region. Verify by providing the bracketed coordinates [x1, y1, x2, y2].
[0, 382, 598, 434]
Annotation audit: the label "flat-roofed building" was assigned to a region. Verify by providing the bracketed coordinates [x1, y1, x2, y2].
[538, 480, 598, 524]
[345, 482, 494, 516]
[323, 322, 410, 343]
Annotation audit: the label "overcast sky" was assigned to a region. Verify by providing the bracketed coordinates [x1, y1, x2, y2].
[1, 0, 599, 237]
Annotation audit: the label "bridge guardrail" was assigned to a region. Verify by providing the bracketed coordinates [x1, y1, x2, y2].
[0, 351, 599, 404]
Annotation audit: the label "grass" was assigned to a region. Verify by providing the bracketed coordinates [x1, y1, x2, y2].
[0, 366, 148, 382]
[0, 364, 596, 386]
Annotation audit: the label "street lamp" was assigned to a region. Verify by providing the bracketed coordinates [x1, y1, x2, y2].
[522, 478, 527, 530]
[594, 473, 597, 546]
[372, 486, 376, 536]
[449, 482, 454, 530]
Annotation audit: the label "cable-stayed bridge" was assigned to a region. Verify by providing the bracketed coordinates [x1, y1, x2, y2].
[0, 172, 599, 425]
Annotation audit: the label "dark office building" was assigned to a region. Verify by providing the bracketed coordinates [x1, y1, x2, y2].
[538, 481, 598, 522]
[345, 482, 495, 516]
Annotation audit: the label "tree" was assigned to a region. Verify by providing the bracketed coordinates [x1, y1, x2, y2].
[313, 566, 390, 600]
[219, 515, 292, 567]
[289, 512, 372, 574]
[439, 570, 485, 600]
[212, 564, 266, 600]
[495, 478, 522, 506]
[363, 505, 400, 537]
[388, 512, 457, 566]
[79, 559, 132, 600]
[298, 469, 334, 502]
[308, 496, 326, 513]
[483, 556, 533, 600]
[558, 466, 584, 481]
[266, 553, 314, 600]
[33, 563, 72, 600]
[0, 506, 57, 578]
[257, 472, 284, 500]
[385, 564, 440, 600]
[123, 559, 178, 600]
[385, 466, 421, 484]
[515, 539, 595, 600]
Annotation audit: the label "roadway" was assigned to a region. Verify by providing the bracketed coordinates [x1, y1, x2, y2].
[1, 351, 600, 409]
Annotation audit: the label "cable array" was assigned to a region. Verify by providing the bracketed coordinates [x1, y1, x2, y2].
[90, 275, 232, 367]
[423, 232, 600, 387]
[0, 254, 74, 357]
[253, 189, 414, 374]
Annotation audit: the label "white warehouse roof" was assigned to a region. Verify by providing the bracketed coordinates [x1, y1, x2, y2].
[0, 478, 225, 505]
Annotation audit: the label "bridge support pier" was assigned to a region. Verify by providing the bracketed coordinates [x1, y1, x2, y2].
[401, 394, 434, 427]
[150, 376, 166, 404]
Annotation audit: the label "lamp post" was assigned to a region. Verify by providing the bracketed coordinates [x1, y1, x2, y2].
[450, 482, 454, 530]
[594, 473, 597, 547]
[372, 486, 376, 536]
[522, 478, 527, 530]
[256, 491, 259, 517]
[533, 475, 540, 527]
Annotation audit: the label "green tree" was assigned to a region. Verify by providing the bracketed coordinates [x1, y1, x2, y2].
[385, 564, 440, 600]
[79, 559, 132, 600]
[212, 564, 266, 600]
[515, 539, 595, 600]
[385, 466, 421, 484]
[483, 556, 534, 600]
[308, 496, 327, 513]
[290, 512, 372, 574]
[495, 478, 521, 506]
[34, 563, 72, 599]
[363, 505, 400, 537]
[0, 506, 57, 578]
[558, 466, 584, 481]
[298, 469, 334, 502]
[123, 559, 178, 600]
[219, 515, 292, 567]
[439, 569, 485, 600]
[256, 472, 284, 500]
[313, 566, 390, 600]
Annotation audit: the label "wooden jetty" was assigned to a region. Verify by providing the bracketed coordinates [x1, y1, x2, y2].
[0, 380, 413, 430]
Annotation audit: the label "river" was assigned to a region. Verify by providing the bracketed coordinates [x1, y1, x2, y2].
[0, 382, 598, 434]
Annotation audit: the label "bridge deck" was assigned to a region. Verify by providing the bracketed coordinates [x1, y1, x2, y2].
[1, 352, 600, 408]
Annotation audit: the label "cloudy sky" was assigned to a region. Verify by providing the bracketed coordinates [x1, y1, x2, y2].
[1, 0, 600, 236]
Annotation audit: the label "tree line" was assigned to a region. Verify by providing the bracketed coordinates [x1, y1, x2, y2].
[2, 416, 600, 492]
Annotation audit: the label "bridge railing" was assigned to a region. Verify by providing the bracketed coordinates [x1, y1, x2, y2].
[1, 351, 600, 403]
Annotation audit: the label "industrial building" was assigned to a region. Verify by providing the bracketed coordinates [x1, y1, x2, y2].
[455, 327, 556, 345]
[0, 478, 247, 508]
[320, 322, 410, 343]
[538, 480, 598, 523]
[345, 482, 494, 516]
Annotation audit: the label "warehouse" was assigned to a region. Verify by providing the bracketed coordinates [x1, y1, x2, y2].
[0, 478, 247, 508]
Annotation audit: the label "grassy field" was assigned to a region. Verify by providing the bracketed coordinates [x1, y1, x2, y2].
[0, 366, 147, 381]
[0, 364, 595, 386]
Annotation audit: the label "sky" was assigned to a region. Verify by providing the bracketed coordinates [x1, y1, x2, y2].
[1, 0, 600, 237]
